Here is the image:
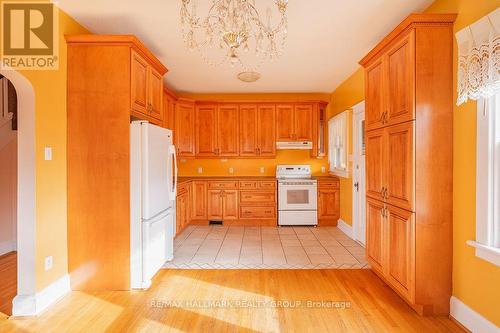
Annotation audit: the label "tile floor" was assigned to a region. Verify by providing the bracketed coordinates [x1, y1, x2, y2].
[163, 225, 369, 269]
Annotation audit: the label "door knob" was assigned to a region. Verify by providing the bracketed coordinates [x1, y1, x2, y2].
[354, 182, 359, 192]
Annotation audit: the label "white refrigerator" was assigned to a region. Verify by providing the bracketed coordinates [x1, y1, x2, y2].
[130, 121, 177, 289]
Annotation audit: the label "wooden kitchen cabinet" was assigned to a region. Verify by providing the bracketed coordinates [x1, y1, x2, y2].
[276, 104, 295, 141]
[175, 99, 195, 157]
[162, 89, 176, 130]
[276, 103, 313, 142]
[207, 187, 238, 221]
[317, 178, 340, 226]
[191, 181, 207, 220]
[239, 104, 276, 157]
[294, 104, 313, 141]
[360, 14, 454, 315]
[366, 197, 386, 275]
[312, 102, 328, 158]
[386, 204, 415, 302]
[131, 49, 164, 122]
[365, 122, 414, 211]
[217, 104, 239, 156]
[196, 104, 218, 157]
[66, 35, 168, 291]
[176, 182, 191, 235]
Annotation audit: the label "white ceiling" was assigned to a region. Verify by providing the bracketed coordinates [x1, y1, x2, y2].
[58, 0, 433, 93]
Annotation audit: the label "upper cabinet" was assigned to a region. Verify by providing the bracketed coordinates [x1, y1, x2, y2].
[239, 104, 276, 157]
[169, 99, 326, 159]
[276, 104, 313, 142]
[365, 31, 415, 132]
[175, 99, 196, 157]
[130, 49, 166, 123]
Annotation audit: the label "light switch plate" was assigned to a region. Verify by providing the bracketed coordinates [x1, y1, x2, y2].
[44, 256, 53, 271]
[321, 166, 326, 173]
[229, 167, 234, 174]
[259, 167, 265, 174]
[197, 167, 203, 174]
[44, 147, 52, 161]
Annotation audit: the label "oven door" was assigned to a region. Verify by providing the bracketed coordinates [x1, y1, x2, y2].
[278, 181, 317, 211]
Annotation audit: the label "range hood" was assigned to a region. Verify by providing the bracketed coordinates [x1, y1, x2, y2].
[276, 141, 313, 150]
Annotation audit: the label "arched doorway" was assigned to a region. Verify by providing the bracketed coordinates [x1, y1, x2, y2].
[0, 69, 36, 317]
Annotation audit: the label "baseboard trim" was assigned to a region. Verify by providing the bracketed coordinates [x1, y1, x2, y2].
[337, 219, 354, 239]
[12, 274, 70, 317]
[450, 296, 499, 333]
[0, 240, 16, 256]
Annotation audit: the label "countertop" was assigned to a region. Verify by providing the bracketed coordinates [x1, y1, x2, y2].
[178, 175, 339, 183]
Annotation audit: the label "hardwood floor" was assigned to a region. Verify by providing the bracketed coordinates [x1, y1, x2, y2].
[0, 252, 16, 316]
[0, 269, 463, 332]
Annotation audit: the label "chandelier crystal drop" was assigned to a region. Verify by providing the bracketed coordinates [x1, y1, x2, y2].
[180, 0, 289, 73]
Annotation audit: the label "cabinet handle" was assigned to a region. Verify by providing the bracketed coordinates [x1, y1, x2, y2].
[257, 147, 261, 155]
[265, 210, 272, 214]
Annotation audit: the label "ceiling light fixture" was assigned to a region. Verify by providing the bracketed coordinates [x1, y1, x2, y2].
[237, 71, 261, 82]
[180, 0, 289, 72]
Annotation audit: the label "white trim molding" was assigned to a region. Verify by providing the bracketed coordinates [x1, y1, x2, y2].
[12, 274, 70, 317]
[0, 240, 16, 256]
[466, 241, 500, 267]
[337, 219, 354, 239]
[450, 296, 499, 333]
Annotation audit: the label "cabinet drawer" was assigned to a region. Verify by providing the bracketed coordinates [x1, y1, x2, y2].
[177, 182, 190, 196]
[240, 206, 276, 219]
[239, 191, 276, 205]
[208, 181, 238, 189]
[258, 181, 276, 190]
[318, 180, 339, 189]
[239, 181, 258, 189]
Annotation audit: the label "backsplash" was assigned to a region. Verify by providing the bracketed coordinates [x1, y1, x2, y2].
[178, 150, 329, 177]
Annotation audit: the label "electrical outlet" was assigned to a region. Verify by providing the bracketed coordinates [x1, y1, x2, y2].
[321, 166, 326, 173]
[44, 147, 52, 161]
[229, 167, 234, 174]
[44, 256, 53, 271]
[260, 167, 265, 174]
[197, 167, 203, 174]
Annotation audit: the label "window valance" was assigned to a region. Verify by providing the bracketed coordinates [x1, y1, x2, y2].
[456, 8, 500, 106]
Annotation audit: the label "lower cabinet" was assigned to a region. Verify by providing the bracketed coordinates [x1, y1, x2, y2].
[317, 178, 340, 226]
[191, 181, 207, 220]
[207, 189, 238, 221]
[366, 197, 415, 303]
[176, 183, 191, 235]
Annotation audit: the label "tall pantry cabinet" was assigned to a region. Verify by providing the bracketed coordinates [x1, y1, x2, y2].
[360, 14, 456, 315]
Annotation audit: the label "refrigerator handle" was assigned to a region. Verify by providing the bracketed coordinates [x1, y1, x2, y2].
[169, 145, 177, 200]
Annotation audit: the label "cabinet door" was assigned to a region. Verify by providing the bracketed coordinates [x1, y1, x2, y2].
[294, 104, 313, 141]
[386, 122, 414, 211]
[217, 104, 239, 156]
[176, 194, 188, 235]
[174, 101, 195, 157]
[366, 198, 385, 274]
[239, 104, 258, 156]
[207, 190, 223, 220]
[148, 67, 163, 120]
[366, 128, 386, 201]
[163, 91, 176, 130]
[386, 204, 414, 302]
[276, 104, 295, 141]
[365, 59, 385, 131]
[196, 104, 218, 157]
[191, 181, 207, 220]
[257, 104, 276, 157]
[386, 32, 415, 126]
[130, 50, 148, 115]
[318, 189, 340, 221]
[222, 190, 238, 220]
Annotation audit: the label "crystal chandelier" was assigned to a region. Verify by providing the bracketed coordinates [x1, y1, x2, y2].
[180, 0, 289, 75]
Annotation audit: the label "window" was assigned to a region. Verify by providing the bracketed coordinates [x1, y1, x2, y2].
[470, 93, 500, 266]
[328, 110, 349, 177]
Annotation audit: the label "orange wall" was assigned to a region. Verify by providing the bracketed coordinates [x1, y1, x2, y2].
[176, 93, 331, 177]
[329, 0, 500, 325]
[13, 7, 90, 291]
[328, 69, 364, 226]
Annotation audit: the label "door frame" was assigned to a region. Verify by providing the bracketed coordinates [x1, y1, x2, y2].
[352, 101, 366, 245]
[0, 68, 37, 315]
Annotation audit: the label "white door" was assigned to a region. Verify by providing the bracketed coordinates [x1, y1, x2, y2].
[352, 102, 366, 245]
[142, 123, 173, 219]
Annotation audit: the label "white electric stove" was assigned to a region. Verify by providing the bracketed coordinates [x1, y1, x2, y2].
[276, 165, 318, 226]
